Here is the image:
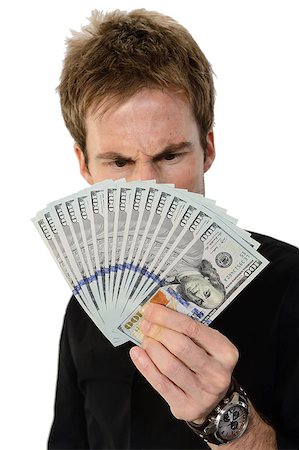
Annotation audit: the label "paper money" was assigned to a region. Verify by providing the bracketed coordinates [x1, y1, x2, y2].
[32, 180, 269, 347]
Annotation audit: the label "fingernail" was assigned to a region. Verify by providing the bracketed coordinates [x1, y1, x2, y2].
[130, 346, 145, 367]
[142, 303, 153, 317]
[130, 346, 141, 360]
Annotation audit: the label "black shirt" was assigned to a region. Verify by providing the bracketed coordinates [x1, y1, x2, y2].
[48, 233, 299, 449]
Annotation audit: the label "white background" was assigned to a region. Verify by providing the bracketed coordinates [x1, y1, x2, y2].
[1, 1, 298, 448]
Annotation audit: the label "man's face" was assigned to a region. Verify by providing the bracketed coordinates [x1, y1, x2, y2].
[75, 88, 215, 193]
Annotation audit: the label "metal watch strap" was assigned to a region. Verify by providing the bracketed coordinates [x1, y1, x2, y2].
[186, 377, 249, 445]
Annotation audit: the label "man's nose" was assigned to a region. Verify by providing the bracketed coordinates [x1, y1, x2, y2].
[132, 162, 160, 182]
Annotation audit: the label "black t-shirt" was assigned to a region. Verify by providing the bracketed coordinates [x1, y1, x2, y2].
[48, 233, 299, 449]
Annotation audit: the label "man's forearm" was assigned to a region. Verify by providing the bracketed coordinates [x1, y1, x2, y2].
[208, 403, 277, 450]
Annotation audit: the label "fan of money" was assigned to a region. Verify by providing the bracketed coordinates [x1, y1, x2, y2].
[32, 180, 269, 347]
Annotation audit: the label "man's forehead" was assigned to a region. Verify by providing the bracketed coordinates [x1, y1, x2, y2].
[84, 87, 202, 161]
[87, 87, 192, 122]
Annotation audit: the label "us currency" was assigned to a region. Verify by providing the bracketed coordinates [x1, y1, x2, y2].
[41, 209, 83, 293]
[111, 185, 136, 306]
[120, 186, 160, 300]
[114, 184, 148, 311]
[134, 185, 263, 305]
[127, 204, 208, 309]
[33, 212, 105, 333]
[86, 182, 127, 343]
[47, 202, 104, 321]
[33, 180, 270, 347]
[120, 186, 182, 314]
[123, 190, 173, 306]
[119, 209, 269, 344]
[71, 192, 102, 303]
[60, 199, 101, 309]
[33, 213, 85, 304]
[105, 185, 118, 306]
[124, 193, 193, 313]
[89, 183, 109, 305]
[143, 204, 263, 305]
[75, 187, 127, 345]
[71, 191, 123, 344]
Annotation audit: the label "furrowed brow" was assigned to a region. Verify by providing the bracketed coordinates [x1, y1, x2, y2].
[95, 152, 133, 162]
[94, 142, 193, 162]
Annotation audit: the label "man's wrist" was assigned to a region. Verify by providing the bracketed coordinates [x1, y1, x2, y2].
[208, 404, 278, 449]
[186, 377, 250, 445]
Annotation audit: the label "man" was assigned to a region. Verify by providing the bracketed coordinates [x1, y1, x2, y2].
[48, 9, 299, 449]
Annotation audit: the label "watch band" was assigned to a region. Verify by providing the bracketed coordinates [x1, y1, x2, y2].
[186, 377, 249, 445]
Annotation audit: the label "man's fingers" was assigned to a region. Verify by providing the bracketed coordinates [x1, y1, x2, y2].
[129, 344, 187, 410]
[129, 340, 224, 422]
[140, 320, 230, 396]
[142, 336, 202, 395]
[143, 303, 239, 370]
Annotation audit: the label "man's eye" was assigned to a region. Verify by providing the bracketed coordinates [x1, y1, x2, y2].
[114, 159, 127, 167]
[164, 154, 177, 161]
[163, 153, 185, 162]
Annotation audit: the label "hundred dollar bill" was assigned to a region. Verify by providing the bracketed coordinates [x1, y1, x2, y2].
[124, 194, 193, 311]
[70, 191, 126, 345]
[126, 204, 205, 310]
[105, 185, 118, 305]
[120, 186, 160, 299]
[123, 186, 162, 297]
[32, 214, 85, 305]
[71, 192, 103, 304]
[88, 183, 108, 306]
[115, 184, 148, 310]
[111, 184, 138, 306]
[118, 213, 269, 345]
[125, 189, 172, 298]
[124, 191, 174, 303]
[46, 202, 105, 322]
[110, 185, 128, 303]
[107, 180, 134, 309]
[32, 213, 107, 336]
[59, 199, 102, 311]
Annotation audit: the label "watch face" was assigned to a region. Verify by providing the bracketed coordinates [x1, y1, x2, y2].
[217, 405, 248, 440]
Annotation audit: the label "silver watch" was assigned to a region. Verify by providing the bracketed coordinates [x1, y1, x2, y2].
[186, 377, 250, 445]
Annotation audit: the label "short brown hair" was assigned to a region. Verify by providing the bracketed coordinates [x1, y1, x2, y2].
[58, 9, 215, 164]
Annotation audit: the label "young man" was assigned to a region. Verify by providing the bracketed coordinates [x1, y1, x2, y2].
[48, 9, 299, 449]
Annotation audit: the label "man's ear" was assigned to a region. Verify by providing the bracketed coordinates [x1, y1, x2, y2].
[74, 143, 94, 184]
[204, 130, 216, 173]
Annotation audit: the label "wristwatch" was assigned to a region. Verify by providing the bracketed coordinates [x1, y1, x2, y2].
[186, 377, 250, 445]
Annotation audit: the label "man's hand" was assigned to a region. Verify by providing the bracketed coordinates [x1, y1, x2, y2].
[129, 303, 238, 423]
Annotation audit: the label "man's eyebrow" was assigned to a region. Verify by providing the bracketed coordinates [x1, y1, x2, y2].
[95, 152, 133, 161]
[95, 141, 193, 161]
[153, 141, 193, 161]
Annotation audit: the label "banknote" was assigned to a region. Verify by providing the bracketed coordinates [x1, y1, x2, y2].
[119, 214, 269, 344]
[120, 186, 161, 300]
[32, 180, 269, 347]
[113, 185, 147, 308]
[123, 191, 188, 314]
[32, 211, 107, 336]
[128, 202, 267, 307]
